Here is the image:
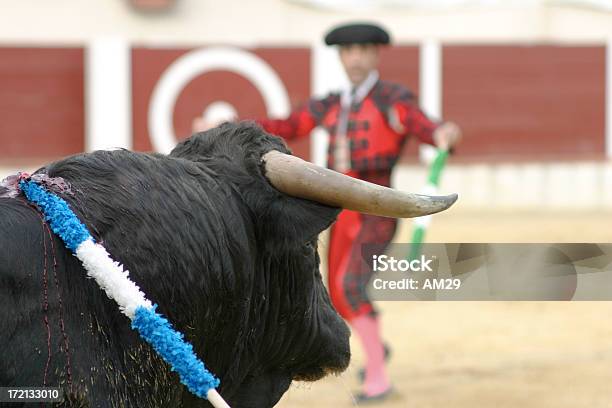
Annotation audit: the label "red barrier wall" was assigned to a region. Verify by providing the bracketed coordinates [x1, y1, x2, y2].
[0, 47, 84, 163]
[0, 44, 606, 164]
[443, 45, 606, 161]
[131, 47, 312, 159]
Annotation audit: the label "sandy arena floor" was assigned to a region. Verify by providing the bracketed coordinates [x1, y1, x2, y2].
[277, 210, 612, 408]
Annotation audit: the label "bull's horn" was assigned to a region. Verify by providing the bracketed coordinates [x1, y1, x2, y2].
[262, 150, 458, 218]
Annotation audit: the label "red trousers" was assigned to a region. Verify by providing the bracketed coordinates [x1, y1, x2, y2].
[328, 209, 397, 321]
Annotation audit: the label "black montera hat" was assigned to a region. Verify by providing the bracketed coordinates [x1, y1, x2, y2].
[324, 23, 391, 46]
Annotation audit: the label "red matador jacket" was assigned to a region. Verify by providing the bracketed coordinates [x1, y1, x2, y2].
[257, 79, 438, 187]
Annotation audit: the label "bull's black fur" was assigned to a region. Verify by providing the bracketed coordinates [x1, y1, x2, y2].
[0, 122, 350, 407]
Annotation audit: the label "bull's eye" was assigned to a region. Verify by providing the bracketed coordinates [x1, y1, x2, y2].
[303, 241, 318, 258]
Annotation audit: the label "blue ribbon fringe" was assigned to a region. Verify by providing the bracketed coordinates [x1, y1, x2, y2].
[132, 305, 220, 397]
[19, 180, 92, 251]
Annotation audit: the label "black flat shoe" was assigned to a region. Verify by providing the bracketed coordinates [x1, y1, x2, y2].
[357, 343, 391, 382]
[354, 386, 394, 405]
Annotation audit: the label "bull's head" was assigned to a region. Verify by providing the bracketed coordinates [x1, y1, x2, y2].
[169, 122, 456, 407]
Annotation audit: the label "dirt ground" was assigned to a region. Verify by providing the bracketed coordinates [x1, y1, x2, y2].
[277, 210, 612, 408]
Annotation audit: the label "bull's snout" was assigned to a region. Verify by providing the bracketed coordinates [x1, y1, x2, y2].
[293, 319, 351, 382]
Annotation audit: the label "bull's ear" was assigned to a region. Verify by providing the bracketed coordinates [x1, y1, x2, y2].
[258, 194, 341, 247]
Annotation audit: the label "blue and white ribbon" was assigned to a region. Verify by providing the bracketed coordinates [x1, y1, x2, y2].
[19, 178, 230, 408]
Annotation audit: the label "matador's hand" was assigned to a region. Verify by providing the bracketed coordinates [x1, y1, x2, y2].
[433, 121, 462, 151]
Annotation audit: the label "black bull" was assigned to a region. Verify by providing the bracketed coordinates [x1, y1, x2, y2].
[0, 123, 351, 407]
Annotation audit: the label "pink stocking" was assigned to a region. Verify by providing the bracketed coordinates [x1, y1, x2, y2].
[350, 314, 391, 396]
